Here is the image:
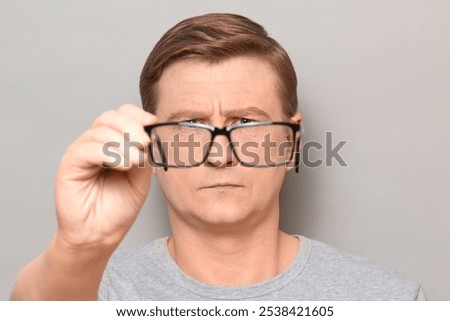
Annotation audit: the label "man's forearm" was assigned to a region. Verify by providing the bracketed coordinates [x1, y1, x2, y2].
[10, 235, 113, 300]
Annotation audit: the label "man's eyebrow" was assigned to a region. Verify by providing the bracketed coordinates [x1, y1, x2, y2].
[166, 110, 212, 122]
[165, 106, 270, 122]
[222, 106, 270, 119]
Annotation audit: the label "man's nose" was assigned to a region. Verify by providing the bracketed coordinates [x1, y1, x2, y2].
[205, 134, 237, 168]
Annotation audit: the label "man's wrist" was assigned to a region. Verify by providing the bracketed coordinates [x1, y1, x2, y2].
[51, 232, 116, 265]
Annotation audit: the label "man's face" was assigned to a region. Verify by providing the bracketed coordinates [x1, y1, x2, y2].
[154, 56, 298, 229]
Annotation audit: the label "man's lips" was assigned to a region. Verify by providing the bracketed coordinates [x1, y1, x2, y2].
[200, 183, 243, 189]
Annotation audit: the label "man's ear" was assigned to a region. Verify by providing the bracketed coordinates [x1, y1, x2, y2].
[290, 112, 302, 124]
[285, 112, 302, 172]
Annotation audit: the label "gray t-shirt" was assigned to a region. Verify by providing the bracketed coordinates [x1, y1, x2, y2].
[98, 235, 425, 300]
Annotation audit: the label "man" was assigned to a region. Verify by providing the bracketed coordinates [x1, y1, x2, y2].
[10, 13, 425, 300]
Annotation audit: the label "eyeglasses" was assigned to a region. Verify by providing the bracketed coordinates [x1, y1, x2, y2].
[144, 121, 302, 172]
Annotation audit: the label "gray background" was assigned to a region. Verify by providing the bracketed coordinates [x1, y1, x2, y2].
[1, 0, 449, 300]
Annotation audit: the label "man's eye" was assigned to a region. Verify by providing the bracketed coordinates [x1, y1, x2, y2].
[237, 118, 256, 124]
[183, 119, 199, 124]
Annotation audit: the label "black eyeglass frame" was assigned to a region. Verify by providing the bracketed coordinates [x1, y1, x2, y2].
[144, 121, 302, 173]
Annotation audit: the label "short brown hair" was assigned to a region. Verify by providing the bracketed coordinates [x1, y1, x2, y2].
[139, 13, 298, 117]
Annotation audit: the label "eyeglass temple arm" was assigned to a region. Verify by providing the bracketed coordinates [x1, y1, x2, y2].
[294, 125, 303, 174]
[155, 136, 168, 172]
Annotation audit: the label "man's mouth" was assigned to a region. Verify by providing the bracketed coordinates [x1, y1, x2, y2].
[200, 184, 243, 189]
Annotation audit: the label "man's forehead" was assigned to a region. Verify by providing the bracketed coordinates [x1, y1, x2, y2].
[155, 56, 283, 119]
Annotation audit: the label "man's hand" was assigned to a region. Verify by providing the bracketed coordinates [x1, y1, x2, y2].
[55, 104, 156, 249]
[10, 104, 157, 300]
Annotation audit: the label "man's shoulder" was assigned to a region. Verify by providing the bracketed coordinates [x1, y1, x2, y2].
[99, 238, 169, 300]
[302, 237, 425, 300]
[308, 238, 401, 275]
[106, 238, 166, 275]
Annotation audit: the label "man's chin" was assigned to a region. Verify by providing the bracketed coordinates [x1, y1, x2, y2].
[189, 205, 254, 231]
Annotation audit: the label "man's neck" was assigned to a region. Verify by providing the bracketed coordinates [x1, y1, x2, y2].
[166, 216, 299, 286]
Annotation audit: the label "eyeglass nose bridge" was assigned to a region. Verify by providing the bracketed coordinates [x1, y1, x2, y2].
[204, 127, 237, 166]
[209, 126, 232, 140]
